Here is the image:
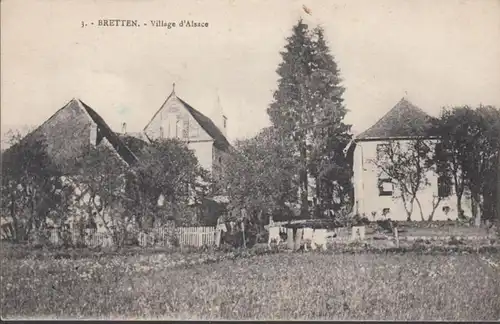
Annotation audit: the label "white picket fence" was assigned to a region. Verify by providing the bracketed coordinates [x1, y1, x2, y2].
[177, 226, 217, 247]
[47, 226, 217, 248]
[48, 228, 114, 247]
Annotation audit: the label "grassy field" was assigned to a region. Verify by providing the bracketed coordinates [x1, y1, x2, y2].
[1, 244, 500, 321]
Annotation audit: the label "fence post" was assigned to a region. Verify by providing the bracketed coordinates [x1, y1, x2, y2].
[294, 228, 303, 251]
[242, 221, 246, 249]
[287, 228, 294, 250]
[215, 226, 221, 247]
[395, 227, 399, 248]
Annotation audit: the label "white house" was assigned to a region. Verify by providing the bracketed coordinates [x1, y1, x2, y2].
[346, 98, 473, 221]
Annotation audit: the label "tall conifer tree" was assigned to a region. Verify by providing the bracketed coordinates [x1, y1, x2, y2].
[268, 20, 352, 217]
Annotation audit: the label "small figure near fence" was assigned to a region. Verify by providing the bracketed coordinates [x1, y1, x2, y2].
[351, 226, 366, 241]
[215, 222, 227, 248]
[302, 227, 314, 251]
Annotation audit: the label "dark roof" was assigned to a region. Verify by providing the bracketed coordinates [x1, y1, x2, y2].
[357, 98, 435, 140]
[77, 99, 138, 165]
[116, 133, 150, 158]
[144, 91, 231, 151]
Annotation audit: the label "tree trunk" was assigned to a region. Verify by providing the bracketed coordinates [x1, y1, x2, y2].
[299, 143, 309, 218]
[474, 193, 482, 227]
[415, 197, 425, 221]
[456, 194, 463, 219]
[470, 191, 481, 227]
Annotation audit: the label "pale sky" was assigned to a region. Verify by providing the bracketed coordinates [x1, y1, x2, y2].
[2, 0, 500, 147]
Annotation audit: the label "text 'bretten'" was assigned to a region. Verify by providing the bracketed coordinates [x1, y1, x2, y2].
[98, 20, 139, 27]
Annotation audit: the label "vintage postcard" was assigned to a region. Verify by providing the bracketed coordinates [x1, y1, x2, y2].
[1, 0, 499, 321]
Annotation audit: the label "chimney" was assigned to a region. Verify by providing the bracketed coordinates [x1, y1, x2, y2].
[211, 89, 227, 138]
[122, 122, 127, 134]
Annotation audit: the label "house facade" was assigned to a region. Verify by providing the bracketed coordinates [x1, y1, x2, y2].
[347, 98, 473, 221]
[142, 85, 231, 184]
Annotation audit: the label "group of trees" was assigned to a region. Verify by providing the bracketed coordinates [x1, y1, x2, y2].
[1, 131, 209, 246]
[223, 19, 353, 234]
[436, 105, 500, 225]
[372, 105, 500, 224]
[223, 19, 500, 232]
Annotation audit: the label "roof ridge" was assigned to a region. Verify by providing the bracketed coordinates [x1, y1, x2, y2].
[12, 99, 77, 146]
[143, 88, 231, 150]
[143, 86, 177, 132]
[177, 97, 231, 149]
[357, 97, 433, 140]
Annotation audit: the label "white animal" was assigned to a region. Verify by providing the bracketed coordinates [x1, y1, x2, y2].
[268, 226, 283, 249]
[302, 227, 314, 251]
[312, 229, 328, 251]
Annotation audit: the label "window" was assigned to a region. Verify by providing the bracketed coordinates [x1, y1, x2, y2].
[190, 124, 200, 138]
[378, 178, 393, 196]
[437, 175, 452, 198]
[182, 120, 189, 139]
[376, 143, 390, 161]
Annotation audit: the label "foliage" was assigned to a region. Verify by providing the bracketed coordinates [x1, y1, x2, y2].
[370, 139, 438, 221]
[223, 127, 298, 233]
[74, 144, 132, 247]
[1, 132, 74, 242]
[306, 27, 353, 213]
[267, 20, 352, 217]
[435, 105, 500, 225]
[127, 138, 210, 228]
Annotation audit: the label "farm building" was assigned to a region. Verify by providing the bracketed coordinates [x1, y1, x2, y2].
[345, 97, 473, 221]
[1, 98, 139, 234]
[141, 84, 232, 184]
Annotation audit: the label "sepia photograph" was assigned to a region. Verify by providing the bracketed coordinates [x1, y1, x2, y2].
[1, 0, 500, 321]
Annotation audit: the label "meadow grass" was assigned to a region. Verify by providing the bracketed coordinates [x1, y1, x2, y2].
[1, 244, 499, 320]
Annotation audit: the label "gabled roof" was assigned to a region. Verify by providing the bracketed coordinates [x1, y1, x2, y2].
[4, 98, 138, 172]
[357, 98, 435, 140]
[144, 88, 231, 151]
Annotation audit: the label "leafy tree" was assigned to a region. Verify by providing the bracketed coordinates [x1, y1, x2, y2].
[435, 105, 500, 225]
[433, 107, 475, 219]
[463, 105, 500, 225]
[223, 127, 298, 236]
[75, 144, 132, 247]
[267, 20, 351, 217]
[1, 132, 74, 242]
[370, 139, 438, 221]
[128, 138, 209, 228]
